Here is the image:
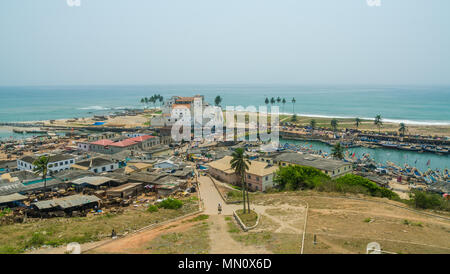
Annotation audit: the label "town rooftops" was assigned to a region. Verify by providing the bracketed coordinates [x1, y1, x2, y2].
[73, 158, 115, 168]
[71, 176, 116, 186]
[107, 182, 142, 193]
[32, 194, 100, 210]
[208, 156, 278, 177]
[0, 193, 27, 204]
[90, 135, 155, 147]
[274, 152, 351, 171]
[19, 154, 75, 164]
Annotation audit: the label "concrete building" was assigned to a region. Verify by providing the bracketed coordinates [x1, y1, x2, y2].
[272, 152, 353, 178]
[71, 157, 119, 174]
[207, 156, 278, 191]
[17, 154, 76, 174]
[89, 135, 160, 154]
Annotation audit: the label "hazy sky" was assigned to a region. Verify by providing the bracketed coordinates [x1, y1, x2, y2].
[0, 0, 449, 86]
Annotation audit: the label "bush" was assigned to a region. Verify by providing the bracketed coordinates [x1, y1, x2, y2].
[274, 165, 330, 190]
[335, 174, 399, 199]
[147, 205, 159, 212]
[157, 198, 183, 210]
[410, 190, 449, 211]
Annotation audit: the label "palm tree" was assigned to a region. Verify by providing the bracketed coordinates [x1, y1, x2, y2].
[281, 98, 286, 112]
[144, 97, 149, 109]
[230, 148, 250, 213]
[140, 98, 145, 109]
[310, 119, 316, 130]
[331, 142, 345, 160]
[276, 97, 281, 105]
[291, 97, 296, 114]
[291, 113, 297, 122]
[33, 155, 50, 193]
[355, 117, 361, 129]
[214, 95, 222, 107]
[270, 97, 275, 105]
[265, 97, 269, 106]
[159, 95, 164, 107]
[331, 119, 338, 132]
[374, 114, 383, 133]
[399, 123, 407, 136]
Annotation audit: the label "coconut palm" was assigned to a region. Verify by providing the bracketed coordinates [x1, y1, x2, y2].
[265, 97, 269, 106]
[270, 97, 275, 105]
[331, 119, 338, 132]
[355, 117, 361, 129]
[291, 97, 296, 114]
[276, 97, 281, 104]
[33, 155, 50, 193]
[282, 98, 286, 112]
[291, 113, 297, 122]
[140, 98, 145, 108]
[310, 119, 316, 130]
[399, 122, 407, 136]
[230, 148, 251, 213]
[331, 142, 345, 160]
[159, 95, 164, 107]
[214, 95, 222, 107]
[144, 97, 149, 108]
[374, 114, 383, 133]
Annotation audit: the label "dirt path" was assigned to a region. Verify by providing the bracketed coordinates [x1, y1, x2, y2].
[208, 215, 271, 254]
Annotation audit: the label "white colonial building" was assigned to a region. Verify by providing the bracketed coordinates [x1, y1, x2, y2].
[17, 154, 76, 174]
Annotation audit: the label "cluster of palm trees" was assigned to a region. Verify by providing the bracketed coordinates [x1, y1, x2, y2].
[140, 94, 164, 109]
[264, 97, 296, 114]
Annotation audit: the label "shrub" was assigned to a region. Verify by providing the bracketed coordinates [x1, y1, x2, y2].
[274, 165, 330, 190]
[157, 198, 183, 210]
[410, 190, 449, 211]
[147, 205, 159, 212]
[335, 174, 399, 199]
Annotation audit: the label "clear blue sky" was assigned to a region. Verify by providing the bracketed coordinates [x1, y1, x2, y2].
[0, 0, 449, 85]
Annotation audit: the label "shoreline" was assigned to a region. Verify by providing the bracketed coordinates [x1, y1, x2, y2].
[1, 108, 450, 138]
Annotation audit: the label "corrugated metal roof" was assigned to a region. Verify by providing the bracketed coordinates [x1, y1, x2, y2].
[0, 193, 27, 204]
[32, 194, 100, 210]
[71, 176, 113, 186]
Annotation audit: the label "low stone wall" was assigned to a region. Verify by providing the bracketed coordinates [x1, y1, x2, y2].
[233, 210, 260, 232]
[206, 174, 242, 204]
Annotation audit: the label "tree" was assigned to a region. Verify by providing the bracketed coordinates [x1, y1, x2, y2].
[230, 148, 251, 213]
[159, 95, 164, 107]
[276, 97, 281, 104]
[310, 119, 316, 130]
[265, 97, 269, 106]
[140, 98, 145, 108]
[291, 97, 296, 114]
[282, 98, 286, 112]
[33, 155, 50, 194]
[214, 95, 222, 107]
[355, 117, 361, 129]
[331, 119, 338, 132]
[331, 142, 345, 160]
[399, 122, 407, 136]
[144, 97, 149, 108]
[291, 113, 297, 122]
[374, 114, 383, 133]
[270, 97, 275, 105]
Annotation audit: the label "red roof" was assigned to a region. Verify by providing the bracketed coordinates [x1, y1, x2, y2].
[92, 135, 155, 148]
[90, 139, 115, 146]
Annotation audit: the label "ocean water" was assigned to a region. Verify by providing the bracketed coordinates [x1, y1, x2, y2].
[0, 85, 449, 125]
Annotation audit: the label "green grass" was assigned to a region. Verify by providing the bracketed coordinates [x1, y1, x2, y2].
[236, 209, 258, 227]
[147, 222, 210, 254]
[0, 196, 198, 254]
